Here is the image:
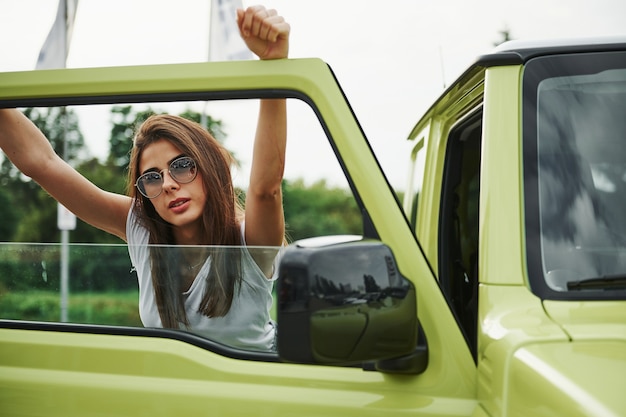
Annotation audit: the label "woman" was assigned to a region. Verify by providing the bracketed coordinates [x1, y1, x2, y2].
[0, 6, 290, 351]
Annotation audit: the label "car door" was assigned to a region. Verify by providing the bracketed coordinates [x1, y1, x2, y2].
[0, 59, 476, 416]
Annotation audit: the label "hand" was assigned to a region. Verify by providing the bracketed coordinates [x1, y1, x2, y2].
[236, 6, 290, 60]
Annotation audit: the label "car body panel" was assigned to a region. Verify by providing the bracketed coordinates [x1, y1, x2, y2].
[0, 326, 476, 416]
[2, 38, 626, 416]
[507, 341, 626, 416]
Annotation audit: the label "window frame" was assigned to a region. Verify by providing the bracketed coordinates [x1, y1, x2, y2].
[0, 88, 372, 360]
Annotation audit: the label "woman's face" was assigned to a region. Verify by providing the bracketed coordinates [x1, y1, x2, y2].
[139, 139, 206, 243]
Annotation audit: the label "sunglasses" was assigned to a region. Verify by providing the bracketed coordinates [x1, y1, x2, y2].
[135, 156, 197, 199]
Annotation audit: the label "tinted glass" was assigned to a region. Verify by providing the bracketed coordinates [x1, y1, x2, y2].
[524, 51, 626, 299]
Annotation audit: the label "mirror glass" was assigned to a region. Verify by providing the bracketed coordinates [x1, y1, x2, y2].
[278, 240, 416, 363]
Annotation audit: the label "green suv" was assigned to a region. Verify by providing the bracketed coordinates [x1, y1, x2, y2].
[1, 37, 625, 416]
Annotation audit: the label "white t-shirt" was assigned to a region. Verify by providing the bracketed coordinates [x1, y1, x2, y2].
[126, 208, 277, 351]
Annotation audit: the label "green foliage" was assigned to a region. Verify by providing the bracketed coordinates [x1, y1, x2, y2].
[108, 106, 227, 170]
[69, 291, 141, 325]
[0, 243, 139, 325]
[108, 105, 157, 169]
[73, 157, 129, 243]
[0, 291, 141, 326]
[0, 163, 42, 231]
[0, 243, 134, 292]
[0, 259, 44, 293]
[67, 245, 136, 292]
[0, 189, 18, 240]
[1, 107, 85, 243]
[21, 107, 86, 163]
[0, 291, 60, 321]
[12, 188, 58, 243]
[282, 178, 361, 241]
[178, 108, 226, 142]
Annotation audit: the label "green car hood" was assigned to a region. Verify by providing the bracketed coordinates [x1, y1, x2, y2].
[502, 300, 626, 416]
[543, 300, 626, 342]
[506, 339, 626, 416]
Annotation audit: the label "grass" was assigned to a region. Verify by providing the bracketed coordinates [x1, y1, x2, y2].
[0, 289, 277, 326]
[0, 290, 142, 326]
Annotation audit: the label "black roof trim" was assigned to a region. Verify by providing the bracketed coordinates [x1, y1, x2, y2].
[476, 38, 626, 68]
[475, 51, 524, 67]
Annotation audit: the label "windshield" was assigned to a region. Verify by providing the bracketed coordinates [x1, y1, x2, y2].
[524, 50, 626, 299]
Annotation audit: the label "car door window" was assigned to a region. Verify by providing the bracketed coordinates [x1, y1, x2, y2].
[0, 98, 362, 355]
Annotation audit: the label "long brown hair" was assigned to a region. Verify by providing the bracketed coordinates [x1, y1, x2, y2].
[127, 114, 243, 327]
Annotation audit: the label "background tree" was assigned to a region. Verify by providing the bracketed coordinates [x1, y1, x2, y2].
[108, 105, 155, 171]
[0, 189, 18, 240]
[0, 107, 84, 186]
[3, 105, 363, 245]
[494, 27, 514, 46]
[108, 105, 226, 171]
[282, 178, 361, 241]
[24, 107, 86, 162]
[72, 157, 127, 243]
[2, 107, 85, 242]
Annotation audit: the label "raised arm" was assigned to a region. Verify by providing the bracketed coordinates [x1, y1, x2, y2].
[0, 109, 131, 240]
[237, 6, 290, 248]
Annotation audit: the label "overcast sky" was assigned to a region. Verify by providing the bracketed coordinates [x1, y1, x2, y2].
[1, 0, 625, 188]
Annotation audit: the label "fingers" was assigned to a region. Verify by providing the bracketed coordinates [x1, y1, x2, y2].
[236, 5, 290, 60]
[237, 5, 290, 42]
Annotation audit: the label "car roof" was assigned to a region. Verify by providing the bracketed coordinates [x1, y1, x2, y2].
[408, 36, 626, 139]
[478, 36, 626, 67]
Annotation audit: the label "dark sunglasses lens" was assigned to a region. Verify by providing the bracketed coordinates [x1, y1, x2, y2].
[170, 157, 196, 183]
[138, 172, 163, 198]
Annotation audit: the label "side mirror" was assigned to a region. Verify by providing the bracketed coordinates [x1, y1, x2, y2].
[277, 236, 426, 373]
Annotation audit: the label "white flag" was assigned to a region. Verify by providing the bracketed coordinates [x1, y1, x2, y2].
[57, 203, 77, 231]
[209, 0, 253, 61]
[36, 0, 79, 69]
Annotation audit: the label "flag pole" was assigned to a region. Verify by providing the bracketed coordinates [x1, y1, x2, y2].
[204, 0, 252, 131]
[204, 0, 216, 130]
[37, 0, 79, 322]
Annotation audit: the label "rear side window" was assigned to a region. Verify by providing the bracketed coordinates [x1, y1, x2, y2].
[438, 110, 482, 358]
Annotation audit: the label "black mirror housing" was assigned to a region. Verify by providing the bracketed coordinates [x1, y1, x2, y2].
[277, 236, 421, 371]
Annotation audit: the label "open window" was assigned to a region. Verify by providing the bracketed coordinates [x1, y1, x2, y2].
[438, 109, 482, 358]
[0, 97, 363, 357]
[404, 127, 428, 234]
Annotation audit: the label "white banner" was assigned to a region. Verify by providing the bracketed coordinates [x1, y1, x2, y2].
[36, 0, 79, 69]
[57, 203, 77, 231]
[209, 0, 253, 61]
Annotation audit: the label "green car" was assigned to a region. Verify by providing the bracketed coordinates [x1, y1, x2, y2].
[1, 37, 625, 416]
